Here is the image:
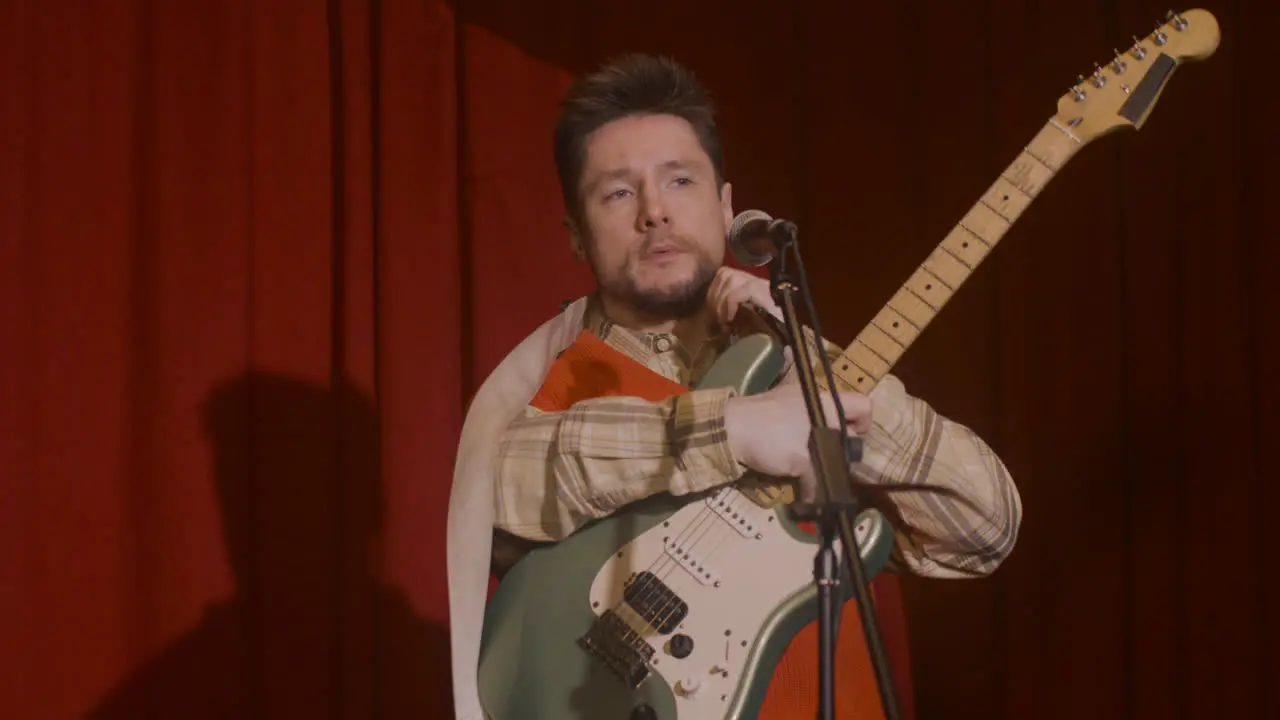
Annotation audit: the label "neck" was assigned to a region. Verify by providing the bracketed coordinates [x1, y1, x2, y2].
[597, 292, 714, 349]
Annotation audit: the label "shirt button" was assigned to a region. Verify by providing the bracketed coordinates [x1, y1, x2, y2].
[654, 336, 671, 352]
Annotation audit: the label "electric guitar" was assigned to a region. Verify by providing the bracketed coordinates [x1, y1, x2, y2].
[476, 10, 1219, 719]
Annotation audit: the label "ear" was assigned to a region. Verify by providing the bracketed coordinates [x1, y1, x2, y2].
[719, 181, 734, 231]
[564, 215, 587, 262]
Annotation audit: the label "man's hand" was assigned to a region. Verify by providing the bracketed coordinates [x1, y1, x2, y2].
[724, 383, 872, 504]
[707, 266, 780, 331]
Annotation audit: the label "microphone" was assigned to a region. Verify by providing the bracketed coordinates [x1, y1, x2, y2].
[728, 209, 799, 267]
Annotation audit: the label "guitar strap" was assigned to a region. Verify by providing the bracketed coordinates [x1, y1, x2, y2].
[526, 327, 906, 720]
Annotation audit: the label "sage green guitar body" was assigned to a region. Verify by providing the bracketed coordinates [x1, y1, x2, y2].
[476, 334, 895, 720]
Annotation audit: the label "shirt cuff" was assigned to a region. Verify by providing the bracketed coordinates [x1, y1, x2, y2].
[673, 386, 745, 493]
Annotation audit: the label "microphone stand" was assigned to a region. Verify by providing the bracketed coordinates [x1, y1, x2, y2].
[763, 221, 902, 720]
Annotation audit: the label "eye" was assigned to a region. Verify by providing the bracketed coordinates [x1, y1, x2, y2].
[605, 188, 631, 201]
[672, 176, 693, 186]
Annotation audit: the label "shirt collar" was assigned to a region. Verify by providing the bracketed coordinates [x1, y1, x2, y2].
[583, 292, 731, 360]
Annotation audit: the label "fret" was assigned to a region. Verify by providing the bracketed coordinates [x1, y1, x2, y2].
[828, 120, 1084, 395]
[961, 202, 1011, 245]
[887, 286, 935, 330]
[939, 225, 992, 267]
[984, 175, 1036, 218]
[847, 339, 892, 379]
[855, 322, 905, 366]
[871, 306, 920, 348]
[923, 245, 972, 288]
[831, 355, 877, 393]
[903, 267, 954, 310]
[1003, 154, 1054, 197]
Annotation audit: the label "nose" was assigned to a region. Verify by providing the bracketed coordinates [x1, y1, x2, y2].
[636, 185, 669, 231]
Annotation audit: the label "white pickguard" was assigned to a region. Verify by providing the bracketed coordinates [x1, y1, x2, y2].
[586, 485, 879, 719]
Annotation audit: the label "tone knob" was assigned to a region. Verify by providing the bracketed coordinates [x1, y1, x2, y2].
[629, 703, 657, 720]
[677, 675, 704, 698]
[668, 633, 694, 659]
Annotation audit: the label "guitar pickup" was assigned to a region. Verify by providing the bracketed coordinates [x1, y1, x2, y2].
[706, 487, 766, 539]
[663, 536, 720, 587]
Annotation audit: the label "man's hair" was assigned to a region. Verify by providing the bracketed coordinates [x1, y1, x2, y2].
[553, 53, 725, 219]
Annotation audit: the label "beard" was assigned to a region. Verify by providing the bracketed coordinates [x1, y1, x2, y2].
[597, 240, 720, 321]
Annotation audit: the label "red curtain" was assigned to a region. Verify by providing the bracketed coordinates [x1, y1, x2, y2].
[3, 0, 1277, 719]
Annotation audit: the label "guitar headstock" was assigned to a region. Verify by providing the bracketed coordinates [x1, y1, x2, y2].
[1054, 9, 1220, 143]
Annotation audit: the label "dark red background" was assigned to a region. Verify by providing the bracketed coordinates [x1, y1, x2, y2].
[2, 0, 1275, 718]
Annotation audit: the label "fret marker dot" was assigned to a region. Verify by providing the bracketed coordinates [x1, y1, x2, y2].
[925, 283, 933, 291]
[962, 241, 969, 248]
[892, 321, 899, 328]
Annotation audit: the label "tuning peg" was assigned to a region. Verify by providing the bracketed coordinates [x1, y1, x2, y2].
[1151, 15, 1171, 45]
[1111, 49, 1128, 73]
[1090, 63, 1107, 88]
[1069, 82, 1086, 102]
[1166, 10, 1188, 31]
[1130, 36, 1148, 60]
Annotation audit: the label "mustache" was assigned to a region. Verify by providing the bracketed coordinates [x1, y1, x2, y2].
[638, 234, 697, 254]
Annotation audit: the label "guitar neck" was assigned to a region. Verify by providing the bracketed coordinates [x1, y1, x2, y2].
[826, 119, 1084, 395]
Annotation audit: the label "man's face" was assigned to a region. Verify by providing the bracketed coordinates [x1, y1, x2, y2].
[572, 114, 733, 320]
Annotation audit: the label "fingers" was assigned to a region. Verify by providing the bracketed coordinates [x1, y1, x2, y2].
[806, 390, 872, 436]
[841, 392, 874, 434]
[710, 267, 749, 328]
[718, 284, 740, 327]
[821, 392, 872, 434]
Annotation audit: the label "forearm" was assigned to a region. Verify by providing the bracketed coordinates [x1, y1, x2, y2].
[492, 388, 746, 543]
[858, 374, 1023, 577]
[777, 332, 1022, 576]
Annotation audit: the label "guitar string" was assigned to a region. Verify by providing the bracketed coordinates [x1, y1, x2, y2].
[607, 486, 738, 638]
[626, 485, 761, 644]
[638, 427, 989, 618]
[634, 490, 767, 667]
[621, 502, 729, 643]
[621, 320, 840, 629]
[643, 483, 871, 645]
[646, 487, 756, 631]
[606, 491, 722, 616]
[615, 491, 725, 618]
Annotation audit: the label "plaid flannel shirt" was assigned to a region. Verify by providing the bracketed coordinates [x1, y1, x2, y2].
[492, 299, 1021, 578]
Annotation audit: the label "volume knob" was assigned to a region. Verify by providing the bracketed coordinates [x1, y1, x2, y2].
[668, 633, 694, 659]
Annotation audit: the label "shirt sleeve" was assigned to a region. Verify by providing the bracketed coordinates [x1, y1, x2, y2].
[855, 373, 1022, 577]
[779, 332, 1023, 578]
[492, 387, 747, 543]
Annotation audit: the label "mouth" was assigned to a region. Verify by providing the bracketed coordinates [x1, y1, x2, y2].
[641, 241, 685, 260]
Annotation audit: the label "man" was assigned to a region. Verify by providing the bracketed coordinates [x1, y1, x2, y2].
[449, 53, 1021, 719]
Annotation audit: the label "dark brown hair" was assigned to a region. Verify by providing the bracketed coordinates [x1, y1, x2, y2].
[553, 53, 725, 219]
